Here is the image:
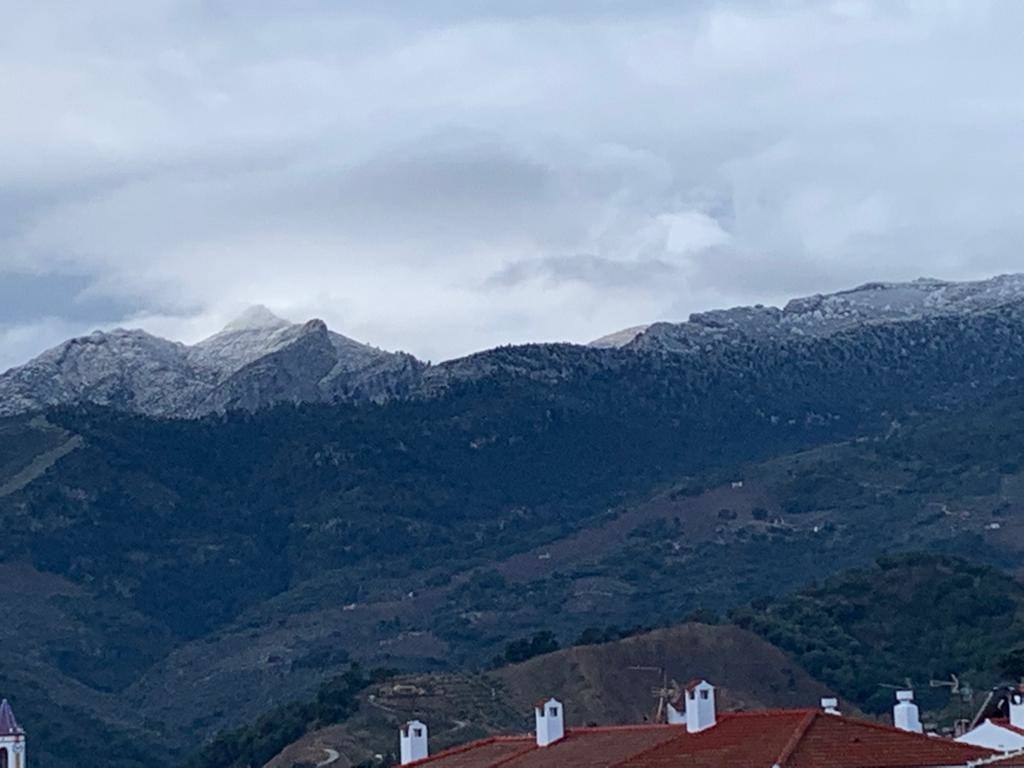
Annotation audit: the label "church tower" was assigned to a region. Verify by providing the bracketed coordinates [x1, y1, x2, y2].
[0, 699, 25, 768]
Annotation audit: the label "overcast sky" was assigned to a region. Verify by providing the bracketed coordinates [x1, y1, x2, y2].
[3, 0, 1024, 370]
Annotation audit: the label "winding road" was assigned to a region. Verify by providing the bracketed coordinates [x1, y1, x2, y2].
[316, 747, 341, 766]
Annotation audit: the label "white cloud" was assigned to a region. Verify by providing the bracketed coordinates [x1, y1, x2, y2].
[3, 0, 1024, 369]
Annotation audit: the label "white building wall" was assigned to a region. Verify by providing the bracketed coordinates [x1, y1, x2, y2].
[1011, 693, 1024, 729]
[0, 735, 26, 768]
[685, 681, 716, 733]
[400, 720, 428, 765]
[955, 719, 1024, 752]
[535, 698, 565, 747]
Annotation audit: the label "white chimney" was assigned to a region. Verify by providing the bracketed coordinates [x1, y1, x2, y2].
[821, 697, 840, 716]
[1010, 691, 1024, 729]
[535, 698, 565, 747]
[685, 680, 717, 733]
[400, 720, 428, 765]
[893, 690, 922, 733]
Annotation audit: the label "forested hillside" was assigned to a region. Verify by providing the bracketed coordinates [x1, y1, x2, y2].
[732, 554, 1024, 715]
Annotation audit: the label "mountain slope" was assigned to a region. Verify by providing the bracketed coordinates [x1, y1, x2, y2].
[731, 554, 1024, 716]
[0, 307, 422, 418]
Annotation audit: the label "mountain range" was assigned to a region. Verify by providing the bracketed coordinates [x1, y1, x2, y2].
[0, 305, 423, 417]
[6, 273, 1024, 418]
[7, 273, 1024, 768]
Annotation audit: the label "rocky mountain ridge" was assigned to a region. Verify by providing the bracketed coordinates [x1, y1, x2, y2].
[630, 274, 1024, 353]
[4, 274, 1024, 418]
[0, 306, 423, 418]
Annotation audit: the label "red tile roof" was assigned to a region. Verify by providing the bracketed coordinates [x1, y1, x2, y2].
[785, 711, 992, 768]
[408, 710, 996, 768]
[408, 736, 536, 768]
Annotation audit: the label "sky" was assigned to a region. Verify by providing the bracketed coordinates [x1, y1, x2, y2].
[3, 0, 1024, 370]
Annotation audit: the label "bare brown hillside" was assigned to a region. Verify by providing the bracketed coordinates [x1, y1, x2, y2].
[265, 623, 833, 768]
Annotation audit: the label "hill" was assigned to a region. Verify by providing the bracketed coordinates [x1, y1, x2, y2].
[732, 554, 1024, 716]
[243, 623, 834, 768]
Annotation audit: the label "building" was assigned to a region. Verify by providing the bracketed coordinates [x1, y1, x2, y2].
[0, 699, 25, 768]
[397, 681, 997, 768]
[958, 689, 1024, 753]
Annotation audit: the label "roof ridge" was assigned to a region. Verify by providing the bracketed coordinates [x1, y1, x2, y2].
[403, 735, 514, 767]
[719, 708, 820, 719]
[567, 724, 677, 734]
[833, 713, 994, 752]
[773, 710, 817, 767]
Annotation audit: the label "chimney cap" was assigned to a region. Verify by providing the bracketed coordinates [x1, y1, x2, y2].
[401, 720, 428, 738]
[896, 690, 914, 702]
[821, 697, 839, 714]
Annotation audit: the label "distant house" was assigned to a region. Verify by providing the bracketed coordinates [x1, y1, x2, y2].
[396, 681, 996, 768]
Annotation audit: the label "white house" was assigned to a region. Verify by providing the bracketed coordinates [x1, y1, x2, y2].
[957, 691, 1024, 752]
[397, 681, 997, 768]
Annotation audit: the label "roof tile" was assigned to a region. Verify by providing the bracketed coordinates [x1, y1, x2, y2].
[410, 710, 997, 768]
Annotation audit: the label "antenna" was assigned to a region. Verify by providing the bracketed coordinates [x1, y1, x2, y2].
[627, 666, 679, 723]
[929, 674, 961, 695]
[878, 677, 914, 691]
[930, 674, 973, 702]
[650, 673, 683, 724]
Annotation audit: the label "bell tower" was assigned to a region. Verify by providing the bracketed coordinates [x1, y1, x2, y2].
[0, 699, 25, 768]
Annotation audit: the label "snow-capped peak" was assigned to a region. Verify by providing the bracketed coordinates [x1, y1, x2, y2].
[220, 305, 293, 334]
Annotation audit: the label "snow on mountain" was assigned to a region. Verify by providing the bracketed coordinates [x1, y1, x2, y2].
[5, 274, 1024, 418]
[0, 308, 423, 418]
[587, 325, 650, 349]
[629, 274, 1024, 353]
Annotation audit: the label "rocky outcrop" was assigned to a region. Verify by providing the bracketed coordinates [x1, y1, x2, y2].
[0, 307, 425, 418]
[6, 274, 1024, 418]
[630, 274, 1024, 353]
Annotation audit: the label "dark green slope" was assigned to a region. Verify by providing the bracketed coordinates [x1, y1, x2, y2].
[732, 554, 1024, 716]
